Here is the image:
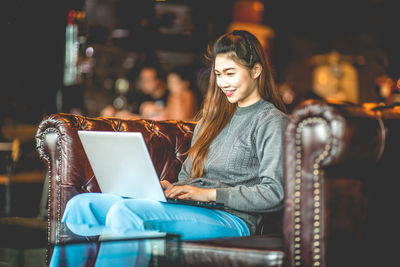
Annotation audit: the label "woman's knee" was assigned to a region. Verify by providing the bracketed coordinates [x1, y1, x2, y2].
[65, 193, 99, 209]
[63, 193, 121, 222]
[105, 200, 147, 234]
[63, 193, 94, 220]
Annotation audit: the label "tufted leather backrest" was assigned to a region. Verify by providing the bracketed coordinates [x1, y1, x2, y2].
[36, 113, 196, 244]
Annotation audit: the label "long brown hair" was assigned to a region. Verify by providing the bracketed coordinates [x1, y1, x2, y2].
[186, 30, 286, 180]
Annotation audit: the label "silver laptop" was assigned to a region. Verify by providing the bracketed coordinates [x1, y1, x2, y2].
[77, 131, 223, 208]
[78, 130, 167, 202]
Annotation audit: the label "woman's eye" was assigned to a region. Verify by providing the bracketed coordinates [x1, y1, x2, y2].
[227, 73, 235, 76]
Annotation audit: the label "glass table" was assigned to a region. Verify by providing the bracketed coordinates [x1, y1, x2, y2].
[48, 222, 183, 267]
[0, 221, 182, 267]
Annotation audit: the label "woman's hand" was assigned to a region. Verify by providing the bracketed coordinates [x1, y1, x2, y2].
[164, 184, 216, 202]
[160, 180, 174, 191]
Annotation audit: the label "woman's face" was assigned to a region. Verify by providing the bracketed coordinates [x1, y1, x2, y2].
[214, 54, 261, 107]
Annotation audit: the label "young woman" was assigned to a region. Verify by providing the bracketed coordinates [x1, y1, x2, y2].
[50, 30, 288, 266]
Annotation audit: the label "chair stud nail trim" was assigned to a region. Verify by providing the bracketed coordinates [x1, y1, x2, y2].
[39, 127, 62, 263]
[294, 117, 331, 267]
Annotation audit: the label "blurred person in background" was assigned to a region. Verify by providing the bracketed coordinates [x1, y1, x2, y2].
[142, 65, 199, 121]
[100, 64, 168, 119]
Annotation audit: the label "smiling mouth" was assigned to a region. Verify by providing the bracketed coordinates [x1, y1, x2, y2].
[223, 90, 235, 97]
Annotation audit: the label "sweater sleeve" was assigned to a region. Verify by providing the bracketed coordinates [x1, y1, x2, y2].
[216, 111, 287, 213]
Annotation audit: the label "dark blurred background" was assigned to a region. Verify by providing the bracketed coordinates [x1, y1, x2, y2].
[2, 0, 399, 125]
[1, 0, 399, 216]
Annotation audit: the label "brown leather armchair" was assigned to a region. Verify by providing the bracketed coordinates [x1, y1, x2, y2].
[284, 99, 398, 267]
[36, 99, 399, 267]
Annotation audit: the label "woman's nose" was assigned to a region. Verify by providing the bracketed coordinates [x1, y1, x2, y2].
[219, 76, 229, 88]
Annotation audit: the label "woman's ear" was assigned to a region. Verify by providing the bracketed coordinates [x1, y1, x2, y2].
[251, 63, 262, 79]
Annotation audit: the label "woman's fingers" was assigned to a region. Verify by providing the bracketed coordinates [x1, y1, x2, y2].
[164, 186, 215, 202]
[165, 185, 190, 198]
[160, 180, 173, 190]
[177, 192, 191, 200]
[164, 186, 180, 198]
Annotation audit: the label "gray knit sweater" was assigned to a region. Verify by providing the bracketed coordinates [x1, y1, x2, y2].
[175, 99, 288, 234]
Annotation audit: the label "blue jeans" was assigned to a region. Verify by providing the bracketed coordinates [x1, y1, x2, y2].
[50, 193, 249, 266]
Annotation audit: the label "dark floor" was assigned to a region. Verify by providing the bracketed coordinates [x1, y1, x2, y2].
[0, 247, 46, 267]
[0, 171, 48, 267]
[0, 216, 47, 267]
